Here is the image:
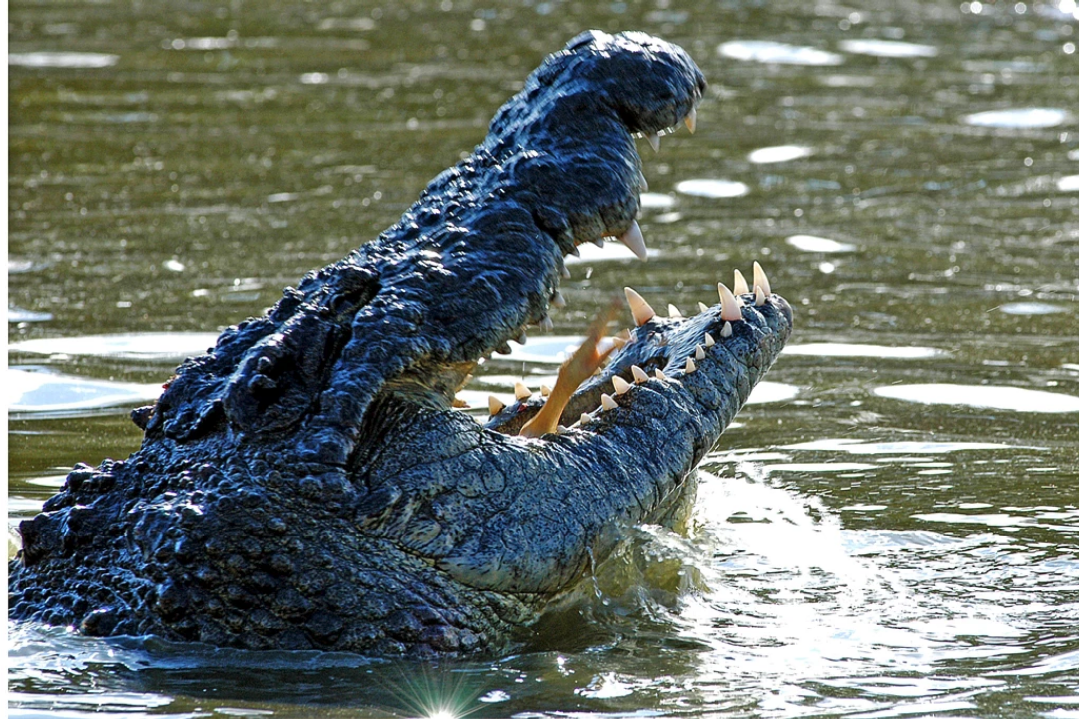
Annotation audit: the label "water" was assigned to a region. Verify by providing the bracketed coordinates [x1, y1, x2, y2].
[8, 0, 1078, 716]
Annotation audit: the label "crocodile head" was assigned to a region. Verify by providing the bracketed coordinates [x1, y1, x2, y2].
[10, 31, 793, 656]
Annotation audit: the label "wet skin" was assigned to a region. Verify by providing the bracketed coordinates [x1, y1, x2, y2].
[9, 31, 792, 655]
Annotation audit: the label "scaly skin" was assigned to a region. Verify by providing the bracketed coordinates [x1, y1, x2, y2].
[8, 31, 793, 656]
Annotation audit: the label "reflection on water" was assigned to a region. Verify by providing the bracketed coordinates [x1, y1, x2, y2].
[874, 383, 1080, 413]
[8, 0, 1077, 715]
[718, 40, 844, 66]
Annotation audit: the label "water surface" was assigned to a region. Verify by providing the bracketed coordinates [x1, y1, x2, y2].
[8, 0, 1078, 717]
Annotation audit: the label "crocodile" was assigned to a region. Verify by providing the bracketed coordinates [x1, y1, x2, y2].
[9, 30, 793, 656]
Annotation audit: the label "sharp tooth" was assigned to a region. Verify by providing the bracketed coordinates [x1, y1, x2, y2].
[753, 261, 771, 296]
[685, 357, 697, 373]
[569, 245, 580, 258]
[721, 321, 733, 338]
[704, 333, 715, 347]
[755, 284, 766, 306]
[516, 331, 528, 345]
[580, 412, 592, 425]
[593, 237, 605, 248]
[514, 382, 531, 400]
[496, 342, 512, 354]
[639, 170, 649, 192]
[697, 301, 710, 313]
[717, 282, 744, 322]
[733, 269, 750, 296]
[612, 376, 631, 395]
[551, 290, 567, 309]
[561, 265, 571, 279]
[655, 369, 668, 381]
[488, 396, 505, 416]
[556, 424, 568, 434]
[695, 345, 705, 361]
[616, 328, 631, 340]
[612, 336, 628, 348]
[624, 287, 656, 326]
[646, 133, 660, 152]
[631, 365, 649, 383]
[600, 393, 618, 411]
[617, 220, 648, 261]
[540, 316, 554, 332]
[667, 303, 682, 319]
[452, 398, 469, 408]
[684, 107, 697, 134]
[540, 384, 552, 397]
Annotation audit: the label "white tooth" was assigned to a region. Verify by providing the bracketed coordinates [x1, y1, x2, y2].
[755, 284, 766, 306]
[561, 265, 571, 279]
[617, 220, 648, 261]
[631, 365, 649, 383]
[646, 133, 660, 152]
[638, 170, 649, 192]
[721, 321, 733, 338]
[551, 291, 567, 309]
[685, 357, 697, 373]
[717, 282, 744, 322]
[517, 331, 528, 345]
[488, 396, 505, 416]
[684, 106, 697, 134]
[695, 345, 705, 361]
[704, 333, 715, 347]
[733, 269, 750, 296]
[600, 393, 618, 411]
[514, 382, 531, 400]
[655, 369, 668, 381]
[612, 376, 631, 395]
[541, 316, 554, 332]
[580, 412, 592, 425]
[667, 303, 682, 319]
[556, 424, 568, 434]
[540, 384, 552, 397]
[624, 287, 656, 326]
[753, 261, 771, 297]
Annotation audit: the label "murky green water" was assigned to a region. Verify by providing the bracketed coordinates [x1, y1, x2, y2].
[8, 0, 1078, 717]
